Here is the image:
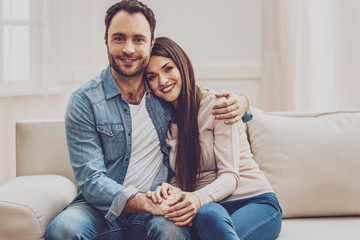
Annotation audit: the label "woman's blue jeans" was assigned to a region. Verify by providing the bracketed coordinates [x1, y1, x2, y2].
[192, 193, 282, 240]
[45, 200, 190, 240]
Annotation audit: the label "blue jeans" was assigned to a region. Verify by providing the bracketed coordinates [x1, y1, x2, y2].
[192, 193, 282, 240]
[45, 200, 190, 240]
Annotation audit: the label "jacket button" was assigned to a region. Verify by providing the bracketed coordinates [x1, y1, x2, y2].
[109, 131, 113, 135]
[148, 108, 152, 111]
[159, 130, 162, 133]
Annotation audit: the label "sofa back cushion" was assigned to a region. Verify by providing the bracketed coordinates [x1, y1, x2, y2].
[16, 120, 75, 183]
[247, 107, 360, 218]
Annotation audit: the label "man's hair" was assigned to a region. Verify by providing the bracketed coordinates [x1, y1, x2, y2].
[104, 0, 156, 41]
[149, 37, 202, 192]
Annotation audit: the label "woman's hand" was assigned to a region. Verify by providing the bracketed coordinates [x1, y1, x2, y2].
[212, 91, 249, 124]
[164, 192, 201, 226]
[146, 183, 180, 204]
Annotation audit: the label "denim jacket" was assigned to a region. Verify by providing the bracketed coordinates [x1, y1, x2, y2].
[65, 66, 173, 222]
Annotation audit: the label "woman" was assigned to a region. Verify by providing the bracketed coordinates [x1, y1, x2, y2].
[145, 37, 282, 240]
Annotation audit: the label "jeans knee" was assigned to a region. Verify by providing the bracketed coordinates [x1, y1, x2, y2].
[45, 217, 80, 240]
[196, 203, 229, 225]
[45, 211, 90, 240]
[147, 216, 190, 240]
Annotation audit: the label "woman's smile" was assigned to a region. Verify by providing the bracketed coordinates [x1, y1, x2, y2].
[161, 83, 176, 93]
[145, 55, 182, 106]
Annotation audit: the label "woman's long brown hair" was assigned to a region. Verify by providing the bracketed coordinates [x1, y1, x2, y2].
[149, 37, 202, 191]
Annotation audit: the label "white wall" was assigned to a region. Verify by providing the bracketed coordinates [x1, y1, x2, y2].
[149, 0, 261, 104]
[0, 0, 261, 185]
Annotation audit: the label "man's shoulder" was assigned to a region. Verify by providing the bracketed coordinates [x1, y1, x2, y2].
[73, 74, 103, 96]
[72, 70, 106, 103]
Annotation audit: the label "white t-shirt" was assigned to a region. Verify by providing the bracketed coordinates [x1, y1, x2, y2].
[122, 95, 163, 192]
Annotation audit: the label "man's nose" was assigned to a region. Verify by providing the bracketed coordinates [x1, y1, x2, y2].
[123, 41, 135, 54]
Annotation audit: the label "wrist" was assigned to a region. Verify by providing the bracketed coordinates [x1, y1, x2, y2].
[143, 197, 154, 213]
[125, 193, 151, 213]
[192, 191, 203, 207]
[192, 192, 201, 208]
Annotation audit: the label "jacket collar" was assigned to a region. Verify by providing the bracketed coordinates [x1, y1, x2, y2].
[102, 65, 152, 100]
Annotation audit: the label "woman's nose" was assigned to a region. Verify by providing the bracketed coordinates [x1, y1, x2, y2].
[159, 75, 168, 85]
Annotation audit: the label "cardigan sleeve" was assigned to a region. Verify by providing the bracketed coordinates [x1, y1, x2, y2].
[193, 96, 242, 206]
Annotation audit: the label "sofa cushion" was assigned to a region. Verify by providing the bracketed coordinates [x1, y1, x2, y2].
[247, 107, 360, 218]
[279, 217, 360, 239]
[0, 175, 77, 240]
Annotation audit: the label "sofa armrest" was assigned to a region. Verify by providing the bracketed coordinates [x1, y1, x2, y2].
[0, 175, 77, 240]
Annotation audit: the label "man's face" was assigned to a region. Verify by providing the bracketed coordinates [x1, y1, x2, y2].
[105, 11, 153, 78]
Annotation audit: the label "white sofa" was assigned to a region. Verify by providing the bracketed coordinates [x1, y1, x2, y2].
[0, 107, 360, 240]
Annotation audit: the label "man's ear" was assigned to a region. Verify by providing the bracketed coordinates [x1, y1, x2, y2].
[104, 35, 108, 46]
[151, 38, 156, 49]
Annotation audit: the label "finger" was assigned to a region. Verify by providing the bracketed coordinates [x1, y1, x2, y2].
[166, 194, 184, 206]
[146, 191, 151, 198]
[170, 212, 196, 226]
[168, 209, 194, 221]
[214, 92, 230, 98]
[174, 216, 194, 226]
[212, 97, 237, 110]
[212, 106, 238, 117]
[166, 201, 189, 216]
[224, 115, 242, 125]
[151, 192, 158, 203]
[213, 94, 238, 109]
[161, 186, 169, 199]
[214, 111, 239, 121]
[168, 189, 177, 195]
[166, 206, 191, 219]
[213, 105, 239, 117]
[155, 188, 163, 203]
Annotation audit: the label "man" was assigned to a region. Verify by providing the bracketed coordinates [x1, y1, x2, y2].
[45, 1, 251, 239]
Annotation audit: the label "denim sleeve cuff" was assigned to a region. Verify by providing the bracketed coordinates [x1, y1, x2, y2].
[105, 185, 139, 222]
[242, 109, 253, 123]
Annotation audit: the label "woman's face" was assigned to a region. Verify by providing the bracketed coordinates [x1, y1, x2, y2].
[145, 56, 182, 107]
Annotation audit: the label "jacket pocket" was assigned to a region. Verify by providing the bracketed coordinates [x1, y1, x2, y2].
[97, 124, 126, 161]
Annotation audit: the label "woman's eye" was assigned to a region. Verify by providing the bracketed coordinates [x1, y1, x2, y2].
[165, 66, 173, 72]
[147, 75, 156, 81]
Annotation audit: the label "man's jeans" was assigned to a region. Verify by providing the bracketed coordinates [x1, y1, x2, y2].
[192, 193, 282, 240]
[45, 201, 190, 240]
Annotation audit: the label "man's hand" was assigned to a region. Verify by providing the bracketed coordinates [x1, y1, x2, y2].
[125, 192, 184, 216]
[212, 91, 249, 125]
[124, 192, 169, 215]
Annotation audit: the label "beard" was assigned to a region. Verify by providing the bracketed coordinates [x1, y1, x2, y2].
[107, 49, 150, 78]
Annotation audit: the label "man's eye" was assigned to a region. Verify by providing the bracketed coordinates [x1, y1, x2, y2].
[114, 37, 124, 41]
[135, 38, 144, 43]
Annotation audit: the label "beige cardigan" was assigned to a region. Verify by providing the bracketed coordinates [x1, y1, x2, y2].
[167, 93, 274, 206]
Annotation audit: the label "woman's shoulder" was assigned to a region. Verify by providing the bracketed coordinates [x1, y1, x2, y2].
[200, 88, 225, 109]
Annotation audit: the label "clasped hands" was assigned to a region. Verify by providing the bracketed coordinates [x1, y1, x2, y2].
[146, 183, 200, 226]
